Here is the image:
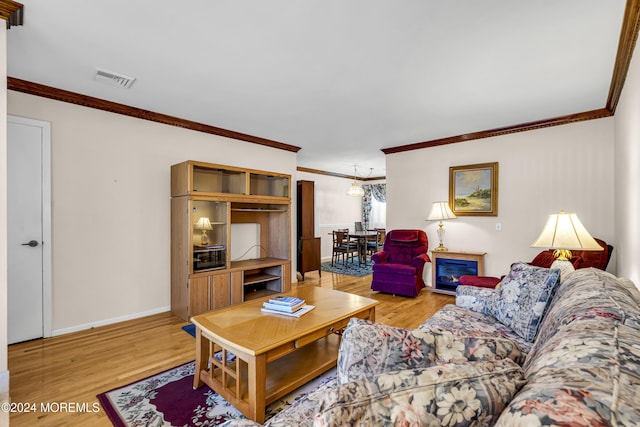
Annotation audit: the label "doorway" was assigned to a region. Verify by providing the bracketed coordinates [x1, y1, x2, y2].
[7, 115, 52, 344]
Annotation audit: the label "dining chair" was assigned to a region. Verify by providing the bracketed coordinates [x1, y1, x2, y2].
[366, 228, 385, 256]
[332, 230, 359, 266]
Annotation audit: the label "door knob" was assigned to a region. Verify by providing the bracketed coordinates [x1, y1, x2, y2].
[21, 240, 39, 247]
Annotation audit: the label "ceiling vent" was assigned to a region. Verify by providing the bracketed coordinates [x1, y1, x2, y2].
[94, 68, 136, 89]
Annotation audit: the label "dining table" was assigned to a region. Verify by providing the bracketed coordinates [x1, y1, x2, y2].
[348, 230, 378, 265]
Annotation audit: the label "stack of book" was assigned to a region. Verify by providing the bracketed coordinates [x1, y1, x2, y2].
[261, 295, 315, 317]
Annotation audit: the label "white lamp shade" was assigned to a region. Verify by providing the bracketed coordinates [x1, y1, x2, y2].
[195, 217, 213, 230]
[427, 201, 457, 221]
[531, 211, 602, 250]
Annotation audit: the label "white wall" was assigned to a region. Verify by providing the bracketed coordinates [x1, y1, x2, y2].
[386, 118, 615, 277]
[8, 91, 297, 333]
[296, 171, 364, 260]
[614, 41, 640, 287]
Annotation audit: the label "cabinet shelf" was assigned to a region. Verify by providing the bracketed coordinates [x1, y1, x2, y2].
[231, 208, 286, 213]
[244, 273, 280, 286]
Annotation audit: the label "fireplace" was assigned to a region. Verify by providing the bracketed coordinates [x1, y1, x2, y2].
[434, 258, 479, 293]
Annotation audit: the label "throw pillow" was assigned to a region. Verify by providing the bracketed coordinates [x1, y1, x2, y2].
[492, 262, 561, 342]
[315, 359, 525, 427]
[337, 318, 523, 384]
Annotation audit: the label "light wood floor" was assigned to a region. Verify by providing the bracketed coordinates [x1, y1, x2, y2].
[8, 271, 454, 426]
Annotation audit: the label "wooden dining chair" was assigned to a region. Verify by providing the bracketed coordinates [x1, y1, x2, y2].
[366, 228, 385, 256]
[332, 230, 358, 266]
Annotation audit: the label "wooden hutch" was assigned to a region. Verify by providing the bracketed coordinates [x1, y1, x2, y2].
[171, 160, 292, 321]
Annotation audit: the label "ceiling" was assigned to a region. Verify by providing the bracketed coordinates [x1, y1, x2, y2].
[5, 1, 629, 177]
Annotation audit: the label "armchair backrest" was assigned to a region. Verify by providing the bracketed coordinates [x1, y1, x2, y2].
[530, 237, 613, 271]
[381, 229, 429, 264]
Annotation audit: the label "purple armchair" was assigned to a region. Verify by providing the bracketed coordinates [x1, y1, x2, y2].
[371, 229, 430, 297]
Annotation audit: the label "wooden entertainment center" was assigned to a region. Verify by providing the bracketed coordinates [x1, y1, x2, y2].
[170, 160, 292, 321]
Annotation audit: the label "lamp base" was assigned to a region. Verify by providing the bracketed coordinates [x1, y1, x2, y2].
[434, 244, 448, 252]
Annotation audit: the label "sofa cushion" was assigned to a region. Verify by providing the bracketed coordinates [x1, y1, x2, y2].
[337, 318, 523, 385]
[491, 262, 561, 342]
[421, 304, 533, 357]
[315, 359, 525, 427]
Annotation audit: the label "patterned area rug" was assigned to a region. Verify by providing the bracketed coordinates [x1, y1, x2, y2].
[320, 259, 373, 277]
[97, 361, 336, 426]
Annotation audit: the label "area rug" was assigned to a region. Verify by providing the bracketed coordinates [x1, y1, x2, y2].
[320, 258, 372, 277]
[97, 361, 336, 426]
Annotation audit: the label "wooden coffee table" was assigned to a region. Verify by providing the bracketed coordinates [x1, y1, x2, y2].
[191, 286, 378, 423]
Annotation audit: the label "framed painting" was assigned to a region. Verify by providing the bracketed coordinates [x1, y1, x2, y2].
[449, 162, 498, 216]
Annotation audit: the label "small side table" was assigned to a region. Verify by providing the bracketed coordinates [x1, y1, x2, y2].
[431, 250, 486, 295]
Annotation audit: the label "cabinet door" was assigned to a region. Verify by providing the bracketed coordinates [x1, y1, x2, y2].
[189, 276, 211, 317]
[210, 273, 231, 310]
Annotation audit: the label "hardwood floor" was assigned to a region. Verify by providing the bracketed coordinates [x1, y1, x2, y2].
[8, 271, 454, 426]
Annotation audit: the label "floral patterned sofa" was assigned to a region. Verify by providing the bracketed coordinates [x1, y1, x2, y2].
[226, 265, 640, 426]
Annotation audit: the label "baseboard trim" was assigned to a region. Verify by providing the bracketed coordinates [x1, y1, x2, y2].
[51, 306, 170, 336]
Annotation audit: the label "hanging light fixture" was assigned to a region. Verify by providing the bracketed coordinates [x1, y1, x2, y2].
[346, 165, 365, 197]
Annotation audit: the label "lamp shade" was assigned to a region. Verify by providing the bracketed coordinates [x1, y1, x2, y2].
[195, 217, 213, 230]
[427, 201, 457, 221]
[531, 211, 602, 251]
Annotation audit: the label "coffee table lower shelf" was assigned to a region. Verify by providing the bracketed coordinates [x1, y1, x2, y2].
[196, 333, 340, 422]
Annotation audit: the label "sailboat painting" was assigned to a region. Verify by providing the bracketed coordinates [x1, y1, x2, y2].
[449, 162, 498, 216]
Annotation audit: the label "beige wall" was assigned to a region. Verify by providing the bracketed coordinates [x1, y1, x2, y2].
[295, 171, 363, 260]
[614, 42, 640, 286]
[386, 118, 615, 278]
[8, 91, 297, 334]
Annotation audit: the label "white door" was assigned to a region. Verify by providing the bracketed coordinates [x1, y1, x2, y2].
[7, 116, 52, 344]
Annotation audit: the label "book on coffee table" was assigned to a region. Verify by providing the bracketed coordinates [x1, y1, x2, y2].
[263, 298, 305, 312]
[268, 296, 305, 307]
[261, 304, 315, 318]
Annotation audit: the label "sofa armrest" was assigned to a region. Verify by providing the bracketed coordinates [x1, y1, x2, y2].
[456, 285, 496, 316]
[411, 252, 430, 268]
[370, 250, 388, 264]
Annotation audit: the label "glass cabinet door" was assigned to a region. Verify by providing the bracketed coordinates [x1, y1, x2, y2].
[192, 201, 227, 271]
[249, 173, 289, 197]
[193, 166, 246, 194]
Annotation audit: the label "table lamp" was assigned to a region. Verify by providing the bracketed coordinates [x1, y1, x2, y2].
[195, 217, 213, 245]
[427, 201, 457, 251]
[531, 210, 602, 277]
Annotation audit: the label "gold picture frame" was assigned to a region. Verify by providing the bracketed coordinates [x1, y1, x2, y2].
[449, 162, 498, 216]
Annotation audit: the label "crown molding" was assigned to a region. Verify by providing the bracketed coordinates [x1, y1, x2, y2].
[607, 0, 640, 112]
[0, 0, 23, 29]
[382, 0, 640, 155]
[7, 77, 301, 153]
[381, 109, 612, 154]
[297, 166, 385, 181]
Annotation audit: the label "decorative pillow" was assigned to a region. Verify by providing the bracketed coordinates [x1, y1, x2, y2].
[491, 262, 561, 342]
[456, 285, 496, 316]
[337, 318, 523, 384]
[315, 359, 525, 427]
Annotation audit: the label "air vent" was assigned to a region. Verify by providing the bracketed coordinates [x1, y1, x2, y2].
[94, 68, 136, 89]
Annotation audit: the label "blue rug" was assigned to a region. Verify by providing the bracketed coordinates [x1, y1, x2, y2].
[182, 323, 196, 337]
[321, 258, 373, 277]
